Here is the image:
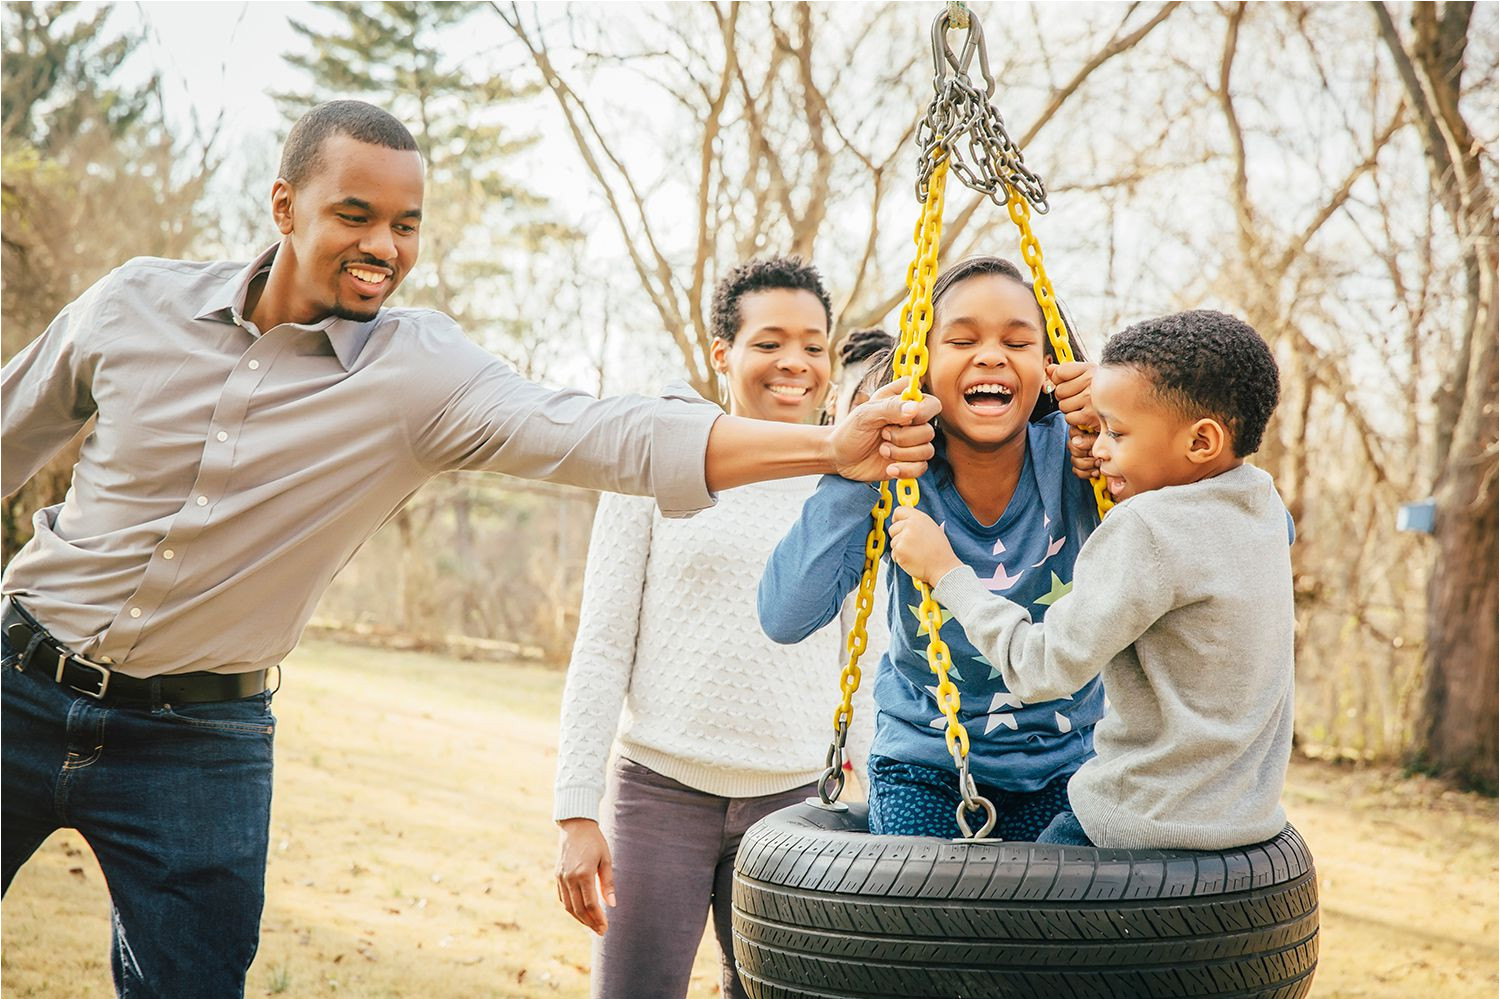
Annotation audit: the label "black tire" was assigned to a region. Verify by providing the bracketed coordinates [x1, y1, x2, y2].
[732, 799, 1318, 999]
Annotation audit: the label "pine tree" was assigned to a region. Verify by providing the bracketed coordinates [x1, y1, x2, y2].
[2, 2, 217, 562]
[276, 2, 572, 346]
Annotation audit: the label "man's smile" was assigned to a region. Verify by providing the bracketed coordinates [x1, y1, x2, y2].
[343, 263, 391, 295]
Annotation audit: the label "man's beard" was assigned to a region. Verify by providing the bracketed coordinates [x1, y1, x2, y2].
[331, 302, 382, 322]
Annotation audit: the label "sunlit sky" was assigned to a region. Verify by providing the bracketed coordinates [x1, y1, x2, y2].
[83, 1, 1495, 407]
[129, 2, 588, 211]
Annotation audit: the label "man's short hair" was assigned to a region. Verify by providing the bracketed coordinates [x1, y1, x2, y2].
[1101, 309, 1280, 456]
[279, 100, 419, 186]
[710, 256, 832, 343]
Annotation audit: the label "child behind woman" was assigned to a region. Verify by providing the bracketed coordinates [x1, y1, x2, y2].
[889, 310, 1295, 850]
[760, 256, 1104, 840]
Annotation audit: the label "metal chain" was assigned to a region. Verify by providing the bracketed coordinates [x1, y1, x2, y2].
[900, 158, 997, 838]
[818, 479, 894, 806]
[816, 3, 1115, 834]
[916, 9, 1049, 213]
[919, 5, 1114, 518]
[1006, 190, 1115, 515]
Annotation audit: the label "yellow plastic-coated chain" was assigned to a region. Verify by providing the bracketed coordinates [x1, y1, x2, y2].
[1005, 190, 1115, 518]
[890, 157, 971, 764]
[828, 156, 972, 775]
[831, 481, 893, 734]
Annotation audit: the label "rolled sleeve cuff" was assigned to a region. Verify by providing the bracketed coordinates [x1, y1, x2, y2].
[651, 380, 722, 519]
[934, 564, 1008, 624]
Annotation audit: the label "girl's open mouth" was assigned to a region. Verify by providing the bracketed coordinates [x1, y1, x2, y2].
[962, 382, 1015, 415]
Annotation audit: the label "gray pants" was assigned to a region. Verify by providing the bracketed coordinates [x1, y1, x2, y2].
[593, 757, 816, 999]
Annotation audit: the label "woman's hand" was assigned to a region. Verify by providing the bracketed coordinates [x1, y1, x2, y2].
[1050, 362, 1101, 480]
[888, 506, 963, 587]
[556, 818, 616, 935]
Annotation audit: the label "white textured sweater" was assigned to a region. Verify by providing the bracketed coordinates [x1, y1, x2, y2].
[554, 478, 884, 822]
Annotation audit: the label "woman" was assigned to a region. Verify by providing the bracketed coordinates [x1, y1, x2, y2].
[553, 256, 881, 999]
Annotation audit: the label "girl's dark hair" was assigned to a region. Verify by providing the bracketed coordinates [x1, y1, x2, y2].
[930, 255, 1086, 422]
[837, 327, 895, 368]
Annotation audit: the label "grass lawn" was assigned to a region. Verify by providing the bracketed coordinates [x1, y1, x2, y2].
[2, 640, 1496, 998]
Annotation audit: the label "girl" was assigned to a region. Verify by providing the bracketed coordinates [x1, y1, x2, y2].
[825, 326, 896, 424]
[553, 256, 880, 999]
[759, 255, 1102, 839]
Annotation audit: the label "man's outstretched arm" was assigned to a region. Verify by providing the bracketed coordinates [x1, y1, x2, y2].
[703, 379, 939, 492]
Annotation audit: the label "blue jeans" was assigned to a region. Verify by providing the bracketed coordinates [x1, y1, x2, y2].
[1036, 809, 1095, 846]
[866, 754, 1072, 839]
[2, 634, 275, 998]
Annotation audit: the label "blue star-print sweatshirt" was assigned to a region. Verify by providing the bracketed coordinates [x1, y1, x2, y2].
[758, 410, 1105, 791]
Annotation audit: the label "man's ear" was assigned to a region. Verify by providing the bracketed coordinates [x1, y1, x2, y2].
[1185, 417, 1230, 465]
[271, 179, 295, 236]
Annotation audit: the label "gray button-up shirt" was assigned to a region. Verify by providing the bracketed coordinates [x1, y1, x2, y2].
[2, 245, 720, 677]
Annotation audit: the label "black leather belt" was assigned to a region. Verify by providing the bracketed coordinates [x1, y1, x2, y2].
[2, 600, 269, 705]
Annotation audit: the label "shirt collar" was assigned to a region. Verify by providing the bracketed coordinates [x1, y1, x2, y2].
[194, 242, 379, 371]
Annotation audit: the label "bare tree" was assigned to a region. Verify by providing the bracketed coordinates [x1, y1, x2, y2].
[495, 1, 1179, 399]
[1373, 0, 1498, 791]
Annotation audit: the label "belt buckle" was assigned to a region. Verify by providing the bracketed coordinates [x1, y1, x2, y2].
[56, 652, 111, 699]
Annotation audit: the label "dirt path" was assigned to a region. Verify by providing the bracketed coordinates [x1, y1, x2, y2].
[2, 641, 1495, 998]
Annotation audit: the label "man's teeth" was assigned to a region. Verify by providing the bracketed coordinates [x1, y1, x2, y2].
[768, 385, 809, 397]
[347, 266, 387, 283]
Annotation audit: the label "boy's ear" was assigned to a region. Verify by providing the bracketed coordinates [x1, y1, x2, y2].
[1184, 417, 1230, 465]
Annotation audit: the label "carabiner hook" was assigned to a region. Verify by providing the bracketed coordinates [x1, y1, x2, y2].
[930, 7, 995, 98]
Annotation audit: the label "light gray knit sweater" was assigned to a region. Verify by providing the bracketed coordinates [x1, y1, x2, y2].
[934, 463, 1295, 850]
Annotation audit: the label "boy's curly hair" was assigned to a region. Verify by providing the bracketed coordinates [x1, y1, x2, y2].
[710, 256, 832, 343]
[1101, 309, 1280, 456]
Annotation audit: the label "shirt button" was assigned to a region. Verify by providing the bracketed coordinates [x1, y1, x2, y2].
[162, 549, 175, 560]
[129, 608, 142, 619]
[196, 495, 208, 506]
[216, 431, 229, 442]
[248, 359, 261, 370]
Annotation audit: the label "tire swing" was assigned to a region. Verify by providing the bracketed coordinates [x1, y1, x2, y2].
[732, 6, 1319, 998]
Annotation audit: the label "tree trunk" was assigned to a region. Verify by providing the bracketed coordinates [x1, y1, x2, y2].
[1374, 0, 1500, 791]
[1419, 243, 1498, 792]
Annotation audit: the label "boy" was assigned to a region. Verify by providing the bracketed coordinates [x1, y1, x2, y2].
[888, 309, 1294, 850]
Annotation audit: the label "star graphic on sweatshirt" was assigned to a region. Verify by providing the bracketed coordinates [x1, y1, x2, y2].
[984, 712, 1019, 734]
[1030, 534, 1067, 568]
[975, 652, 1003, 680]
[992, 538, 1007, 555]
[1033, 572, 1073, 607]
[980, 563, 1022, 590]
[979, 692, 1024, 734]
[988, 691, 1024, 711]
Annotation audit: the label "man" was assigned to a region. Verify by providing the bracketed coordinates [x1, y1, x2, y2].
[0, 100, 938, 998]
